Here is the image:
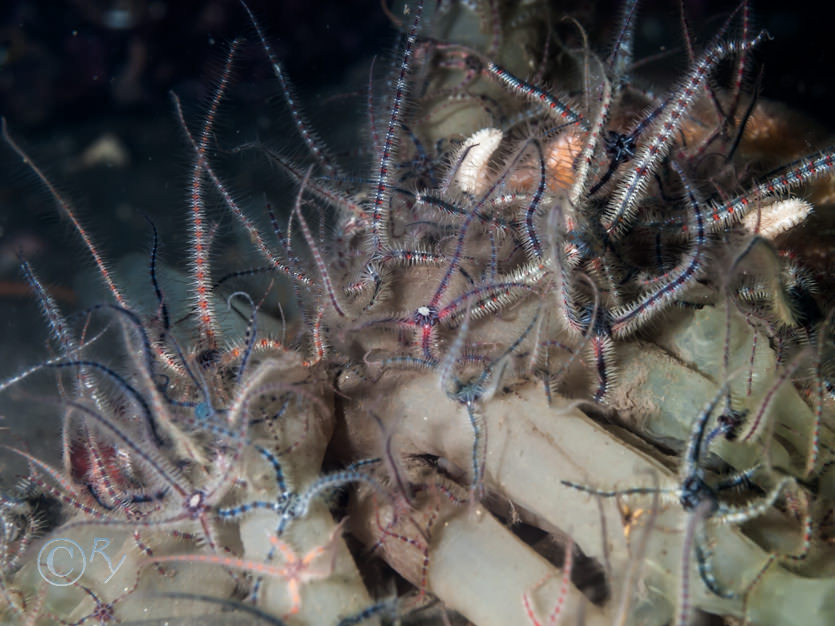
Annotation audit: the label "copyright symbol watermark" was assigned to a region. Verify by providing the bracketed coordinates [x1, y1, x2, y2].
[37, 538, 86, 587]
[36, 536, 126, 586]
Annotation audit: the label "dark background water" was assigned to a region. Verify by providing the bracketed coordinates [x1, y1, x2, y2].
[2, 1, 830, 130]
